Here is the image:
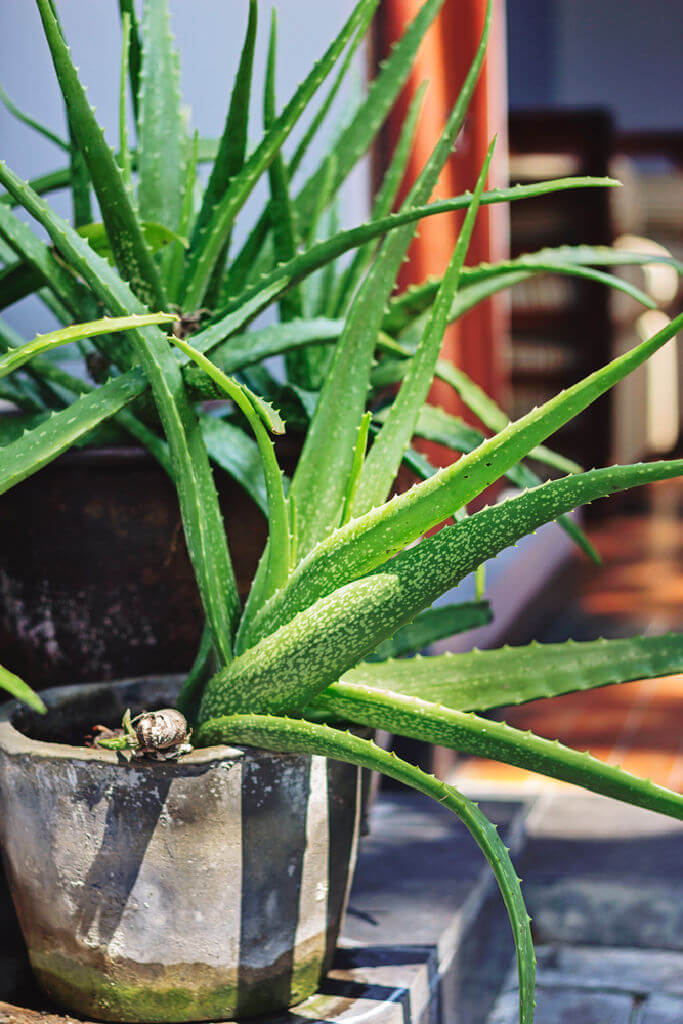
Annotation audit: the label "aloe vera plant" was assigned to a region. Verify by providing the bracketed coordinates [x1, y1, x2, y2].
[2, 2, 683, 1021]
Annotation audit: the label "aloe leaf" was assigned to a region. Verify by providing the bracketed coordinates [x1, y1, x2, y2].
[182, 0, 382, 311]
[210, 457, 683, 720]
[0, 159, 238, 664]
[341, 411, 372, 526]
[311, 683, 683, 822]
[335, 633, 683, 712]
[0, 313, 176, 379]
[170, 334, 285, 435]
[170, 334, 289, 601]
[200, 415, 267, 514]
[67, 115, 93, 230]
[385, 243, 683, 334]
[332, 81, 427, 316]
[264, 10, 304, 331]
[197, 713, 535, 1024]
[289, 0, 493, 559]
[191, 0, 256, 254]
[295, 0, 447, 225]
[0, 202, 94, 319]
[433, 359, 583, 476]
[176, 622, 214, 726]
[289, 5, 375, 182]
[35, 0, 165, 309]
[118, 0, 142, 122]
[0, 372, 147, 495]
[164, 131, 199, 304]
[137, 0, 184, 232]
[291, 158, 339, 383]
[0, 137, 221, 210]
[369, 600, 493, 661]
[0, 664, 46, 714]
[0, 284, 285, 497]
[118, 11, 134, 193]
[248, 312, 683, 643]
[223, 0, 436, 296]
[77, 221, 188, 260]
[0, 261, 45, 312]
[303, 155, 338, 302]
[189, 318, 345, 385]
[208, 177, 618, 344]
[411, 403, 597, 562]
[0, 83, 68, 151]
[0, 314, 176, 474]
[354, 140, 496, 515]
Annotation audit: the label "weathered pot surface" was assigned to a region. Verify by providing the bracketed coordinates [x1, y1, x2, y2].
[0, 676, 363, 1022]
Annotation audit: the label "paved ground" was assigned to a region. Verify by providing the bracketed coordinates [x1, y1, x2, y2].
[486, 791, 683, 1024]
[489, 947, 683, 1024]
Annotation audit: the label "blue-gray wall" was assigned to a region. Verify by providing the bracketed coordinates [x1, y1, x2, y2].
[508, 0, 683, 129]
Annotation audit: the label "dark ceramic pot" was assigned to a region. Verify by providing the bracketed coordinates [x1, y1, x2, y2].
[0, 676, 363, 1022]
[0, 441, 300, 689]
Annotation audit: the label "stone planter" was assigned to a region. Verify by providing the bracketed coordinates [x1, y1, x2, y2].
[0, 676, 363, 1022]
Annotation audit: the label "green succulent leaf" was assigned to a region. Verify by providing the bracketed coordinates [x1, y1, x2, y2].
[310, 681, 683, 821]
[246, 311, 683, 645]
[0, 284, 283, 497]
[0, 664, 46, 715]
[118, 0, 142, 122]
[196, 713, 535, 1024]
[433, 360, 583, 476]
[0, 261, 45, 312]
[368, 600, 493, 661]
[341, 411, 372, 527]
[201, 457, 683, 720]
[0, 312, 177, 379]
[170, 334, 289, 602]
[385, 244, 683, 335]
[289, 0, 493, 558]
[205, 176, 619, 352]
[410, 403, 597, 562]
[200, 415, 268, 515]
[191, 0, 257, 251]
[264, 10, 304, 331]
[295, 0, 447, 225]
[0, 83, 68, 151]
[118, 10, 134, 193]
[164, 131, 199, 303]
[288, 0, 376, 182]
[0, 202, 96, 322]
[331, 80, 427, 316]
[137, 0, 184, 231]
[193, 1, 257, 308]
[335, 633, 683, 711]
[353, 138, 496, 515]
[77, 221, 189, 261]
[182, 0, 382, 311]
[35, 0, 165, 310]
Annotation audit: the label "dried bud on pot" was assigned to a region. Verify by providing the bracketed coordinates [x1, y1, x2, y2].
[133, 709, 192, 760]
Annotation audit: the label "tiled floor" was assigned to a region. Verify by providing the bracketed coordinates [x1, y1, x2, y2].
[454, 478, 683, 793]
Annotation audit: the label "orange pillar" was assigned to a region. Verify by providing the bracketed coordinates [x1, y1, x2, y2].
[375, 0, 509, 461]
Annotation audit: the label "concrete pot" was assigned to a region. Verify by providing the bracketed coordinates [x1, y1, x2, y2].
[0, 676, 363, 1022]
